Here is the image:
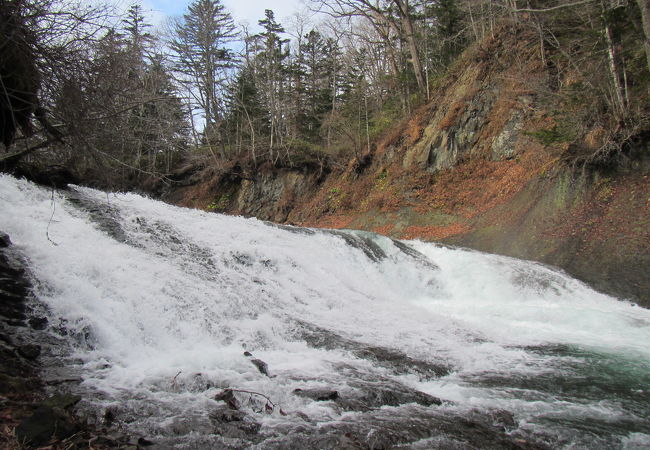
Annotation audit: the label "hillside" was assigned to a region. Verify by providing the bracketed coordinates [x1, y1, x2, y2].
[161, 26, 650, 306]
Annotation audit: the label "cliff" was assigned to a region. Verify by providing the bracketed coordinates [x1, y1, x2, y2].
[162, 26, 650, 306]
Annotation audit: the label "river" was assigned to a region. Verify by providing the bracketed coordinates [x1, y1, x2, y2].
[1, 174, 649, 448]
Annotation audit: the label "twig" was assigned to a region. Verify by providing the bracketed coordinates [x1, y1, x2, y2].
[47, 188, 59, 246]
[223, 388, 287, 415]
[171, 370, 182, 389]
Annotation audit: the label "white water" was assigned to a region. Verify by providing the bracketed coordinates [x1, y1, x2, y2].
[1, 174, 649, 448]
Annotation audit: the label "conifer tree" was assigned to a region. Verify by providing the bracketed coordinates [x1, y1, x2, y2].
[171, 0, 237, 153]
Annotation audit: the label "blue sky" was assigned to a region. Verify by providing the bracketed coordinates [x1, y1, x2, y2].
[134, 0, 307, 30]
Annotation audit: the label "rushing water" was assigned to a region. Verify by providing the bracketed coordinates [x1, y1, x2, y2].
[1, 174, 649, 449]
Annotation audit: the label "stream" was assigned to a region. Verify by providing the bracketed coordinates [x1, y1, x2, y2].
[1, 174, 649, 449]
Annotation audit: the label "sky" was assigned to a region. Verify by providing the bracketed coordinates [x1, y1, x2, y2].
[128, 0, 310, 31]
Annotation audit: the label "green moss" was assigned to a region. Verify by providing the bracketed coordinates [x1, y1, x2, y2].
[207, 193, 231, 212]
[525, 126, 573, 146]
[552, 174, 572, 210]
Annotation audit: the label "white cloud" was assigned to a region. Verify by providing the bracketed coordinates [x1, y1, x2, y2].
[222, 0, 307, 31]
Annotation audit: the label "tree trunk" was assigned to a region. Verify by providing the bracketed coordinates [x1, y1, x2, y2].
[637, 0, 650, 74]
[393, 0, 426, 92]
[602, 1, 626, 116]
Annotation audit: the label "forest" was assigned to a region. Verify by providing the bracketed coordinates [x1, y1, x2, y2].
[1, 0, 650, 190]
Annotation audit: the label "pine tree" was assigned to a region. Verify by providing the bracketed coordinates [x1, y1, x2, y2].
[171, 0, 238, 154]
[256, 9, 289, 158]
[298, 29, 338, 140]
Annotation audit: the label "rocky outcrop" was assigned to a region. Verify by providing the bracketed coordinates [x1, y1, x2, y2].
[163, 164, 325, 223]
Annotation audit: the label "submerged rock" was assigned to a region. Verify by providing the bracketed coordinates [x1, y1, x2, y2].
[17, 344, 41, 360]
[28, 316, 48, 330]
[293, 388, 339, 401]
[210, 406, 261, 439]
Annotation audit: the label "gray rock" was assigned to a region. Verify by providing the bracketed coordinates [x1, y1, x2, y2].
[293, 388, 340, 401]
[215, 389, 240, 410]
[244, 351, 270, 376]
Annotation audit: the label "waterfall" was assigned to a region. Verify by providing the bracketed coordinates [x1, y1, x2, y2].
[1, 174, 648, 448]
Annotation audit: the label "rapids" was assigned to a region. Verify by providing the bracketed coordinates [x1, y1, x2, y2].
[1, 174, 648, 448]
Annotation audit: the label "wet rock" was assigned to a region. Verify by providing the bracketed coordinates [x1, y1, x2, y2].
[138, 437, 155, 446]
[28, 316, 48, 330]
[215, 389, 240, 410]
[490, 409, 516, 428]
[293, 388, 339, 401]
[0, 331, 12, 344]
[244, 351, 270, 376]
[0, 255, 29, 323]
[0, 232, 11, 248]
[328, 364, 443, 411]
[42, 393, 82, 410]
[89, 435, 121, 447]
[294, 411, 312, 422]
[353, 383, 442, 409]
[251, 358, 269, 376]
[17, 344, 41, 360]
[212, 408, 248, 423]
[104, 408, 116, 426]
[15, 405, 77, 446]
[210, 406, 261, 439]
[297, 322, 450, 378]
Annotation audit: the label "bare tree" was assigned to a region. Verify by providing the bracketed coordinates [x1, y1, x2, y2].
[310, 0, 426, 93]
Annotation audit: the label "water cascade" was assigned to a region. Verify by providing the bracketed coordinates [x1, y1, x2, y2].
[1, 175, 648, 448]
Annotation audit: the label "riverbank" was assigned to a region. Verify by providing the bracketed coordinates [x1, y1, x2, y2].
[0, 232, 142, 449]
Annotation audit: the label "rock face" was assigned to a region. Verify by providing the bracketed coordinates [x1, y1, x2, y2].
[234, 170, 320, 222]
[162, 166, 323, 223]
